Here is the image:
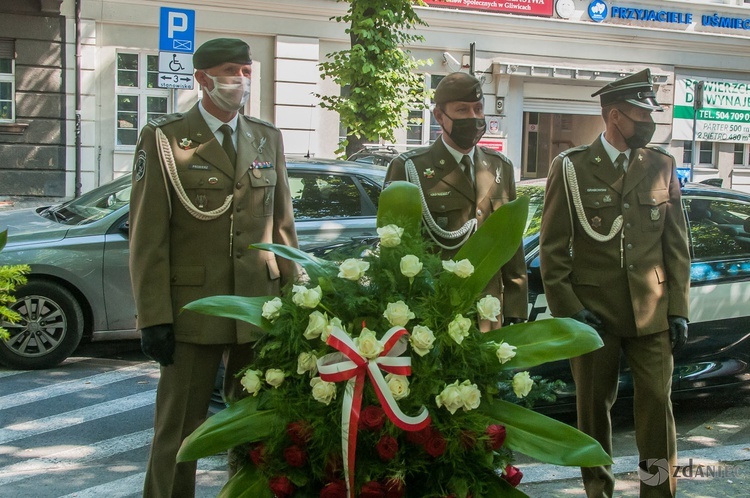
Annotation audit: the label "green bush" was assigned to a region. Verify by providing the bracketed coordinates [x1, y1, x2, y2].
[0, 230, 30, 341]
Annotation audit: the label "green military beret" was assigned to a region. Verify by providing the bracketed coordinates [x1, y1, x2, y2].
[434, 72, 483, 106]
[193, 38, 253, 70]
[592, 68, 663, 112]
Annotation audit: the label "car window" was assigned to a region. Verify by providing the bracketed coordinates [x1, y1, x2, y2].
[360, 179, 380, 210]
[517, 185, 545, 238]
[288, 172, 362, 220]
[40, 176, 132, 226]
[685, 196, 750, 260]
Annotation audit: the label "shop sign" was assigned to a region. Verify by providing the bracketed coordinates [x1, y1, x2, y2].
[673, 76, 750, 143]
[423, 0, 554, 18]
[588, 1, 692, 24]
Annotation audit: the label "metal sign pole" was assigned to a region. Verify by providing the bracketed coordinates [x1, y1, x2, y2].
[691, 81, 704, 183]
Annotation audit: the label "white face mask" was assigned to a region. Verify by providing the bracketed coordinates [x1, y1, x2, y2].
[204, 74, 251, 112]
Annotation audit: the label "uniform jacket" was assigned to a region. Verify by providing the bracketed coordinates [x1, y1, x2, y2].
[385, 136, 528, 321]
[539, 136, 690, 336]
[129, 103, 298, 344]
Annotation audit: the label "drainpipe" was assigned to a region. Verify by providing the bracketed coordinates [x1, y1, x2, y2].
[74, 0, 82, 197]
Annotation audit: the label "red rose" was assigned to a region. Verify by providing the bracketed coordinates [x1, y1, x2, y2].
[320, 480, 347, 498]
[404, 425, 431, 446]
[269, 475, 295, 498]
[486, 424, 507, 450]
[375, 434, 399, 461]
[502, 464, 523, 487]
[384, 477, 405, 498]
[360, 405, 386, 431]
[287, 420, 314, 446]
[360, 481, 386, 498]
[424, 430, 447, 458]
[248, 442, 266, 467]
[284, 445, 308, 467]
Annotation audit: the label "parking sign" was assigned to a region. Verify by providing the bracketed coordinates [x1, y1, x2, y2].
[159, 7, 195, 53]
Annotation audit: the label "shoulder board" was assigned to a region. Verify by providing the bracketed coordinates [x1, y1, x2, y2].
[399, 147, 430, 160]
[243, 115, 278, 130]
[148, 113, 184, 128]
[645, 145, 671, 156]
[556, 144, 589, 160]
[480, 146, 511, 163]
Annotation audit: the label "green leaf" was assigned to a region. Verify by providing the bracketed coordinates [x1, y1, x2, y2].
[377, 181, 422, 230]
[217, 465, 273, 498]
[481, 318, 603, 370]
[250, 243, 335, 281]
[182, 295, 272, 331]
[480, 399, 612, 467]
[177, 396, 277, 462]
[454, 197, 529, 297]
[483, 472, 529, 497]
[0, 230, 6, 252]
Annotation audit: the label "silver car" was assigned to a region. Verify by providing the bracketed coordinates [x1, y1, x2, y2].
[0, 158, 385, 369]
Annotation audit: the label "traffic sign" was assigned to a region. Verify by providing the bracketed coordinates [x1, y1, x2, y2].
[158, 51, 194, 89]
[159, 7, 195, 53]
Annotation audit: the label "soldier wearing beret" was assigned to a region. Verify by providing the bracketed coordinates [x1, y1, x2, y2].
[129, 37, 298, 497]
[539, 69, 690, 498]
[385, 72, 528, 330]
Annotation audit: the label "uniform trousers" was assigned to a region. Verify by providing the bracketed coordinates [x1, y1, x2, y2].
[143, 341, 255, 498]
[571, 329, 676, 498]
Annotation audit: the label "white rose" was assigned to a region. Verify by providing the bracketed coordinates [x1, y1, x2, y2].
[447, 314, 472, 345]
[297, 351, 318, 375]
[310, 376, 337, 405]
[496, 341, 517, 364]
[240, 369, 263, 396]
[292, 284, 323, 309]
[377, 224, 404, 247]
[304, 310, 328, 340]
[458, 380, 481, 411]
[400, 255, 423, 278]
[409, 325, 435, 357]
[383, 301, 415, 327]
[338, 258, 370, 281]
[513, 371, 534, 398]
[477, 295, 502, 322]
[322, 316, 344, 343]
[442, 259, 475, 278]
[435, 380, 464, 414]
[385, 373, 410, 400]
[265, 368, 286, 388]
[261, 297, 283, 322]
[355, 328, 384, 359]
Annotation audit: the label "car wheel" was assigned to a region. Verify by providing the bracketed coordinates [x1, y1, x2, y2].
[0, 281, 85, 369]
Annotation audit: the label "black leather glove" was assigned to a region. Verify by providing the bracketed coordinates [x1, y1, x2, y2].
[141, 324, 175, 367]
[502, 317, 525, 327]
[669, 316, 688, 351]
[570, 308, 604, 333]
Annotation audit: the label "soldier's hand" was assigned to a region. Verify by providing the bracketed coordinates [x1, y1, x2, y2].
[570, 309, 604, 333]
[502, 317, 525, 327]
[141, 324, 175, 367]
[668, 315, 688, 351]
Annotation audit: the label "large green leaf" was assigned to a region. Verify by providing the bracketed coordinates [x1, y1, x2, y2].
[480, 399, 612, 467]
[481, 318, 603, 370]
[0, 229, 7, 252]
[218, 465, 274, 498]
[483, 472, 529, 498]
[182, 295, 272, 331]
[454, 197, 529, 297]
[251, 242, 335, 281]
[377, 181, 422, 230]
[177, 396, 277, 462]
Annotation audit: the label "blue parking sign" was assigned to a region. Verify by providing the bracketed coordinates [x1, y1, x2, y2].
[159, 7, 195, 53]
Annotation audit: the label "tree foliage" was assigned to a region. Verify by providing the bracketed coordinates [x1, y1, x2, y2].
[317, 0, 432, 156]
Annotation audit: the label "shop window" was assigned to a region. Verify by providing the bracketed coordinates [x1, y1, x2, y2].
[734, 143, 750, 167]
[683, 141, 716, 167]
[0, 39, 15, 122]
[115, 52, 169, 147]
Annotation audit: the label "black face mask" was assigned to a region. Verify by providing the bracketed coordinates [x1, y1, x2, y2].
[617, 111, 656, 149]
[442, 111, 486, 150]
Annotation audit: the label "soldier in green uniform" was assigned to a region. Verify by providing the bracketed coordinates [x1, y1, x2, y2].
[539, 69, 691, 498]
[385, 72, 528, 330]
[129, 38, 298, 498]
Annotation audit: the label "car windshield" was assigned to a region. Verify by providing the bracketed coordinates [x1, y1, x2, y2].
[39, 175, 132, 226]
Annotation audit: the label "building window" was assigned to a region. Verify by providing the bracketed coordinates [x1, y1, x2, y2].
[683, 141, 716, 167]
[115, 52, 169, 147]
[0, 39, 15, 122]
[734, 143, 750, 167]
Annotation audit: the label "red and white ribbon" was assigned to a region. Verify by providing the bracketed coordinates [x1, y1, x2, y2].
[317, 325, 431, 498]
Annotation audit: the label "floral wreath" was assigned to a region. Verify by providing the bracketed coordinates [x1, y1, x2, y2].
[178, 181, 611, 498]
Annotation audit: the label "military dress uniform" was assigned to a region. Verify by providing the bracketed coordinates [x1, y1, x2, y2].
[385, 136, 528, 327]
[129, 102, 298, 497]
[539, 70, 690, 498]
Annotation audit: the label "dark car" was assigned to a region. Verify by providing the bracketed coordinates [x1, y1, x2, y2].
[347, 146, 401, 167]
[0, 158, 385, 369]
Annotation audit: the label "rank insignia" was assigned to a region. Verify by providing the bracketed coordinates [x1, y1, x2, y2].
[134, 150, 146, 182]
[424, 168, 435, 178]
[591, 216, 602, 228]
[595, 156, 602, 163]
[179, 138, 194, 150]
[439, 159, 445, 165]
[650, 207, 661, 221]
[638, 154, 644, 162]
[603, 194, 612, 203]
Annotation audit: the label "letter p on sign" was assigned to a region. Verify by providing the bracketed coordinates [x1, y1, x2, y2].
[168, 12, 188, 39]
[159, 7, 195, 53]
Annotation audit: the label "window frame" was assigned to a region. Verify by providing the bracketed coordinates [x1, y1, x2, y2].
[733, 143, 750, 167]
[683, 141, 717, 168]
[0, 55, 15, 123]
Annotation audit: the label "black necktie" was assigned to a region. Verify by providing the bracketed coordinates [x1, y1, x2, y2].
[460, 154, 473, 186]
[219, 124, 236, 166]
[615, 152, 628, 173]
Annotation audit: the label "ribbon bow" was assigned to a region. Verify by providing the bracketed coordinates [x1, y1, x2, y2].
[317, 325, 431, 498]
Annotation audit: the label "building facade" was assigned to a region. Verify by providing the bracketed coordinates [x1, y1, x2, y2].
[3, 0, 750, 203]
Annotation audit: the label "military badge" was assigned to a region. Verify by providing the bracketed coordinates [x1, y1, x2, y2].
[424, 168, 435, 178]
[595, 156, 602, 163]
[134, 150, 146, 182]
[208, 177, 219, 185]
[439, 159, 445, 165]
[495, 167, 502, 184]
[650, 207, 661, 221]
[591, 216, 602, 228]
[603, 194, 612, 203]
[258, 136, 267, 154]
[179, 138, 194, 150]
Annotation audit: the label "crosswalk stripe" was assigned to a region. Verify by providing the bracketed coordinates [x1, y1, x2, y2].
[0, 390, 156, 445]
[0, 362, 158, 410]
